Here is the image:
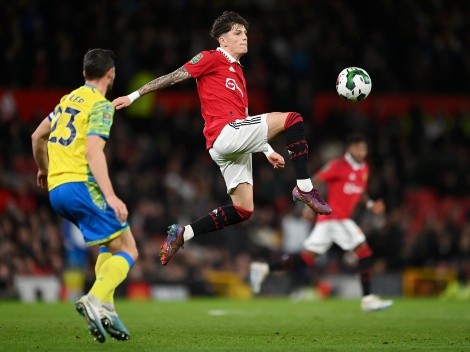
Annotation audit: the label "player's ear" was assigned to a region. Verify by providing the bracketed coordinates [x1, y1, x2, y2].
[106, 67, 115, 79]
[218, 34, 227, 47]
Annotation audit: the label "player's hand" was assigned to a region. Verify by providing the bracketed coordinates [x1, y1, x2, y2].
[369, 199, 385, 215]
[36, 169, 48, 189]
[112, 96, 132, 110]
[106, 194, 128, 224]
[267, 152, 285, 169]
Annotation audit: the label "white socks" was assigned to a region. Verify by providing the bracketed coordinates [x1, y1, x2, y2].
[297, 179, 313, 192]
[183, 225, 194, 242]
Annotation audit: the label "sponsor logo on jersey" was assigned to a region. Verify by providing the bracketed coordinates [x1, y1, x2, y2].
[343, 182, 364, 194]
[226, 78, 244, 97]
[189, 53, 203, 64]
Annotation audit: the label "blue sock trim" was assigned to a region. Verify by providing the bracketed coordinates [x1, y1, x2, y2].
[115, 251, 134, 268]
[99, 246, 111, 254]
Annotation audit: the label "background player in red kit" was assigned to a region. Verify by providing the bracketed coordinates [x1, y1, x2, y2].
[113, 11, 331, 265]
[250, 133, 394, 312]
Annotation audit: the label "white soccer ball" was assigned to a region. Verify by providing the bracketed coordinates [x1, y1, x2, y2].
[336, 67, 372, 102]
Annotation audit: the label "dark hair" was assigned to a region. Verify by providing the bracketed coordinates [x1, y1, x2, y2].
[83, 48, 115, 80]
[345, 132, 367, 146]
[210, 11, 249, 39]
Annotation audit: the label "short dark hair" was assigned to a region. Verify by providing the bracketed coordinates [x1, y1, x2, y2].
[83, 48, 115, 80]
[345, 132, 367, 147]
[210, 11, 249, 39]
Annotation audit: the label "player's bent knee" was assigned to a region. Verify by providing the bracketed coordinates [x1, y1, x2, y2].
[284, 112, 303, 130]
[355, 243, 373, 259]
[124, 244, 139, 262]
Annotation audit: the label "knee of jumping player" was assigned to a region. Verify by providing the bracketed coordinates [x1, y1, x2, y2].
[284, 111, 304, 130]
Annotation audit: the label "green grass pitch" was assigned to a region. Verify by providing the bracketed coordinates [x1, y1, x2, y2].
[0, 297, 468, 351]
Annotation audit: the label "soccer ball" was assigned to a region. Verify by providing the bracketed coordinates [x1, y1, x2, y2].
[336, 67, 372, 102]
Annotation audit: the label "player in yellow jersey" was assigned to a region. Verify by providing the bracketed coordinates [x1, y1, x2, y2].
[31, 49, 138, 343]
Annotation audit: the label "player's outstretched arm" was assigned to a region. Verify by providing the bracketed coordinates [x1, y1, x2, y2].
[112, 66, 192, 110]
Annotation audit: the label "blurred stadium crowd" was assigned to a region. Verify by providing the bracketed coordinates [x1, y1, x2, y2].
[0, 0, 469, 298]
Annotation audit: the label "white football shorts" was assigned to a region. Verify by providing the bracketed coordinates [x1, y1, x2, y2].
[303, 219, 366, 254]
[209, 113, 269, 194]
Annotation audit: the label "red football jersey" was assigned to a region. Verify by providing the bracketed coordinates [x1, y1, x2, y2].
[315, 154, 369, 221]
[184, 48, 249, 149]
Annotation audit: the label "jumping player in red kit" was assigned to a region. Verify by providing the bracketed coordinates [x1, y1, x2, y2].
[112, 11, 332, 266]
[250, 133, 394, 312]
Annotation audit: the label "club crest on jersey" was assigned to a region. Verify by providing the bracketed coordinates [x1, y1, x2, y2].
[189, 53, 203, 64]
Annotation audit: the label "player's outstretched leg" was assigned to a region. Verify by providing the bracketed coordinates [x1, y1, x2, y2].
[101, 304, 130, 341]
[75, 295, 106, 343]
[160, 224, 185, 266]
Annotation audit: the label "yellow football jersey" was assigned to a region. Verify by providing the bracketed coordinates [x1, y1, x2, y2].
[47, 84, 114, 191]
